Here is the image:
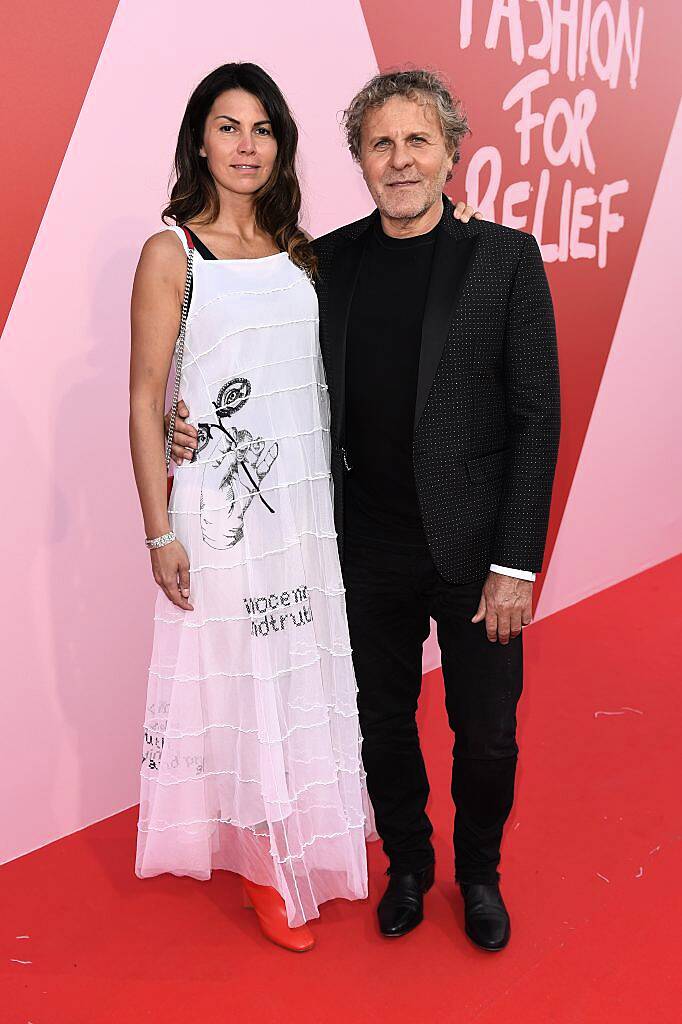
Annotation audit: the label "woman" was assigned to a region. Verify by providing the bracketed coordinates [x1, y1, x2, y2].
[129, 62, 477, 952]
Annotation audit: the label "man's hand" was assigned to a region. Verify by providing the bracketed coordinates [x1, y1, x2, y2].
[472, 572, 533, 644]
[165, 399, 197, 464]
[454, 200, 483, 223]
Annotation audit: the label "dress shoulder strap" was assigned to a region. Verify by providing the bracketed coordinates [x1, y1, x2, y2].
[166, 225, 195, 256]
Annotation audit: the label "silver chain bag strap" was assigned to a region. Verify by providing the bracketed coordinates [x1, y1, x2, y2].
[164, 226, 195, 471]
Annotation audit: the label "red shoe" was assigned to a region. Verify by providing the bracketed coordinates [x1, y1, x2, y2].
[241, 879, 315, 952]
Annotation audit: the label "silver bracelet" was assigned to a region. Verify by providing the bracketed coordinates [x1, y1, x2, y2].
[145, 531, 176, 550]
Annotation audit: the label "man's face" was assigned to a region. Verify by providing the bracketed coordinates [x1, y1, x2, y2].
[358, 95, 455, 222]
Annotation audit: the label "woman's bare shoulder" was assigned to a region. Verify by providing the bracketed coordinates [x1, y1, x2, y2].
[140, 227, 186, 264]
[135, 228, 187, 292]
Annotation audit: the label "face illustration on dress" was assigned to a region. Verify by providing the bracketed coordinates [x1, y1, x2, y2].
[193, 377, 279, 549]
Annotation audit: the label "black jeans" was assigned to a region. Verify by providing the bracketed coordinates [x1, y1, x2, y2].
[343, 535, 523, 884]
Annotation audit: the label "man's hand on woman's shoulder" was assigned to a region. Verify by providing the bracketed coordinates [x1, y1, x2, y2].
[453, 200, 484, 223]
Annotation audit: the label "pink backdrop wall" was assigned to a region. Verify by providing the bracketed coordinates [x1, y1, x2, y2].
[0, 0, 377, 865]
[1, 1, 679, 864]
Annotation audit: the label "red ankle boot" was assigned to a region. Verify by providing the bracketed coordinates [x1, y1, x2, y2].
[241, 878, 315, 952]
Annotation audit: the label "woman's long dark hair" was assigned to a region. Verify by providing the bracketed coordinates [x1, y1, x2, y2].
[163, 63, 316, 276]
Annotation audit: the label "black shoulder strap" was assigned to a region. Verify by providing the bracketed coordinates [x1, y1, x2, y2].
[184, 227, 217, 261]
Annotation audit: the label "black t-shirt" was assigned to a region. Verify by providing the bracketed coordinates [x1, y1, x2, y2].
[344, 215, 440, 548]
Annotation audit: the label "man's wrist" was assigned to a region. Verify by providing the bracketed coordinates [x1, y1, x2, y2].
[490, 564, 536, 582]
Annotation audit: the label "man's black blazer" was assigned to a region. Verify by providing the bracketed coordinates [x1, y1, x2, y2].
[312, 194, 561, 584]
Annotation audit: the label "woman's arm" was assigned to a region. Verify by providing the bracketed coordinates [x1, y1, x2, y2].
[129, 230, 194, 610]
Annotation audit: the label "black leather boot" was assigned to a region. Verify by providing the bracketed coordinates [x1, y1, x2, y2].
[377, 863, 435, 937]
[459, 882, 510, 951]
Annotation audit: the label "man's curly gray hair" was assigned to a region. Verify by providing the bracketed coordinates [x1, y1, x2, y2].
[342, 68, 470, 165]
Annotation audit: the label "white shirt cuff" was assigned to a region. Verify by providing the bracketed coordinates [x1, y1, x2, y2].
[490, 564, 536, 582]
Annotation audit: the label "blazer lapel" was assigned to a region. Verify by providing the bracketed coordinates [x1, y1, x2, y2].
[414, 210, 478, 431]
[324, 223, 373, 445]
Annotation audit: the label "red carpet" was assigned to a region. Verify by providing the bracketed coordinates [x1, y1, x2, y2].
[3, 556, 681, 1023]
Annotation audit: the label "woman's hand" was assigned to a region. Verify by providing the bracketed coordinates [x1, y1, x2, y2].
[453, 200, 483, 223]
[150, 540, 194, 611]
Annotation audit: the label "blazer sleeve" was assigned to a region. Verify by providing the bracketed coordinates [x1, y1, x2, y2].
[491, 232, 561, 572]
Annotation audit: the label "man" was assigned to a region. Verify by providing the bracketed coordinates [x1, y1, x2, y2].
[168, 69, 560, 951]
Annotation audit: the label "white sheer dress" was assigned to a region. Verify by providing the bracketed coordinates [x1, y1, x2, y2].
[135, 227, 374, 926]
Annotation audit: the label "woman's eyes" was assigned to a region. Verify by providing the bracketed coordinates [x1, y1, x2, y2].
[218, 125, 271, 136]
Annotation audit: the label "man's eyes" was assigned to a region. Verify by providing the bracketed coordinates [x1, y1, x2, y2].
[373, 136, 428, 149]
